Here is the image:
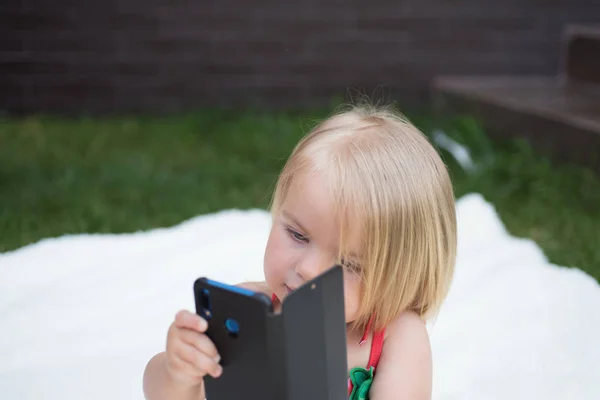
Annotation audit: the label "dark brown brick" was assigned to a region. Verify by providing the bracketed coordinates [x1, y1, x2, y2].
[2, 0, 600, 114]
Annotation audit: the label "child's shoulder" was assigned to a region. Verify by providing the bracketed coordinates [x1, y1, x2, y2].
[384, 310, 428, 341]
[372, 311, 432, 399]
[381, 311, 431, 364]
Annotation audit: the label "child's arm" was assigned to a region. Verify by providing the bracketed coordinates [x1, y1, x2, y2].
[143, 311, 221, 400]
[369, 312, 433, 400]
[143, 351, 205, 400]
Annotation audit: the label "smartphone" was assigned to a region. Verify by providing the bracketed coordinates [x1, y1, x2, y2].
[193, 266, 347, 400]
[193, 278, 280, 399]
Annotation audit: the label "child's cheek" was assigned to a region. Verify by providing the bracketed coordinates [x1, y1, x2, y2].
[343, 278, 361, 323]
[263, 224, 289, 286]
[263, 246, 280, 288]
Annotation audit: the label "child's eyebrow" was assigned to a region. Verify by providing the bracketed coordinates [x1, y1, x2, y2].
[282, 210, 309, 233]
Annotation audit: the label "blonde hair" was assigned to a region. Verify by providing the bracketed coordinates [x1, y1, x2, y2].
[270, 103, 457, 333]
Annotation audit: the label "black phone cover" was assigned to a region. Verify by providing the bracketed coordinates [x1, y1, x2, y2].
[194, 265, 348, 400]
[193, 279, 278, 399]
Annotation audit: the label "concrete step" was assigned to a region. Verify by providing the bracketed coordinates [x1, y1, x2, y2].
[431, 75, 600, 171]
[563, 24, 600, 87]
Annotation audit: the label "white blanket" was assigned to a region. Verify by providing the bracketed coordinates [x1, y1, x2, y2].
[1, 193, 599, 399]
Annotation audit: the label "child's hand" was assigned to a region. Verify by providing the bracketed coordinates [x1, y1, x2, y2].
[165, 310, 223, 386]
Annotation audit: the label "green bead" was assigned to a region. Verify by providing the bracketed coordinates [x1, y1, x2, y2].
[348, 367, 374, 400]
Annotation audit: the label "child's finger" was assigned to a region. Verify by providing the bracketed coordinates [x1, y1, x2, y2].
[176, 341, 223, 378]
[174, 310, 208, 332]
[178, 328, 220, 361]
[167, 352, 202, 382]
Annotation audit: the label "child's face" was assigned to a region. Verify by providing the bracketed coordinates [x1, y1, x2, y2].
[263, 171, 362, 324]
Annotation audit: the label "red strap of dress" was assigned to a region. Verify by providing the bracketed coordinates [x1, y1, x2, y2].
[348, 323, 386, 396]
[366, 328, 385, 370]
[360, 315, 386, 369]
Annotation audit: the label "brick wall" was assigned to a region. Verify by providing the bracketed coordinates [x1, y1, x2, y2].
[1, 0, 599, 115]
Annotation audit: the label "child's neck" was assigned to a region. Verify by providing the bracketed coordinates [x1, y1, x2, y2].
[345, 325, 372, 373]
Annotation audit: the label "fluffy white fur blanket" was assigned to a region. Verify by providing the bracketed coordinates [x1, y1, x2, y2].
[1, 193, 599, 399]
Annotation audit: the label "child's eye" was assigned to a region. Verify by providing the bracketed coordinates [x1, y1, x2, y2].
[285, 226, 308, 243]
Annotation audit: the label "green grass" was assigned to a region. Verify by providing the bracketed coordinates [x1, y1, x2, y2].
[1, 107, 599, 282]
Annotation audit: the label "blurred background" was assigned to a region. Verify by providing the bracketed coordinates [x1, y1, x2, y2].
[1, 0, 599, 282]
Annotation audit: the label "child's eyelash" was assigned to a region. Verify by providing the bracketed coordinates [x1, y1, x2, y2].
[285, 226, 308, 243]
[283, 225, 360, 272]
[340, 258, 361, 273]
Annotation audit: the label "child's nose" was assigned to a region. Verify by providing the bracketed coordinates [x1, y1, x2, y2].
[294, 255, 328, 282]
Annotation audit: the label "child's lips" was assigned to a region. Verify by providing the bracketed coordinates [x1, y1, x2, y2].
[284, 284, 294, 293]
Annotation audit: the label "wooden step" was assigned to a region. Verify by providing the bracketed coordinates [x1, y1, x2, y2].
[431, 75, 600, 171]
[563, 24, 600, 87]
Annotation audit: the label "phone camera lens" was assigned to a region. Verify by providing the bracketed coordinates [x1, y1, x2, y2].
[224, 318, 240, 338]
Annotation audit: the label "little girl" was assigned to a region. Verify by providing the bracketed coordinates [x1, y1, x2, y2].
[143, 104, 457, 400]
